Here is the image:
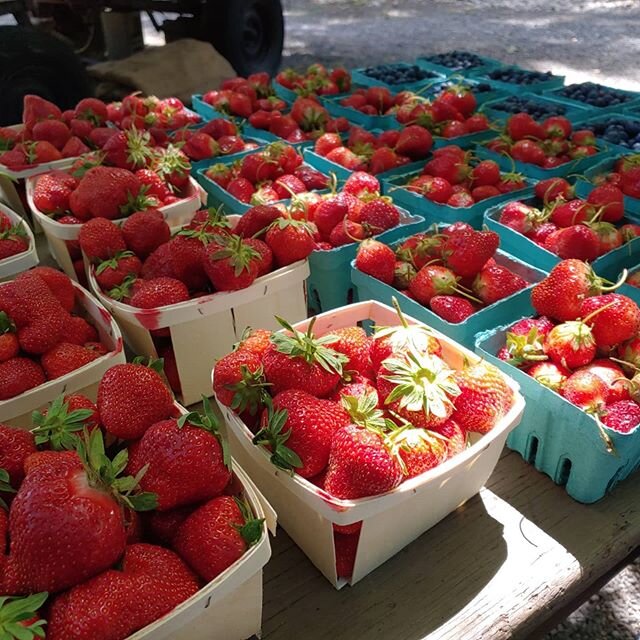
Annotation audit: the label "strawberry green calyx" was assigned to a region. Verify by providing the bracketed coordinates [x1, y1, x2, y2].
[271, 316, 348, 375]
[131, 355, 166, 376]
[267, 216, 315, 237]
[340, 392, 393, 433]
[178, 396, 232, 470]
[0, 224, 26, 241]
[107, 274, 137, 302]
[177, 224, 227, 246]
[70, 152, 105, 179]
[0, 467, 15, 510]
[233, 497, 265, 547]
[225, 364, 270, 416]
[153, 144, 191, 184]
[211, 234, 261, 276]
[252, 402, 302, 473]
[503, 328, 548, 368]
[76, 429, 158, 512]
[382, 347, 460, 418]
[124, 127, 154, 170]
[31, 395, 95, 451]
[0, 593, 48, 639]
[95, 250, 136, 275]
[201, 204, 232, 232]
[387, 422, 447, 475]
[0, 311, 15, 335]
[120, 184, 159, 217]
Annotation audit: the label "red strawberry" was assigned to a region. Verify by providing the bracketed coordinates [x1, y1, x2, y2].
[587, 184, 624, 223]
[23, 94, 61, 127]
[326, 327, 373, 379]
[121, 209, 171, 258]
[355, 239, 395, 284]
[601, 401, 640, 434]
[544, 319, 597, 369]
[394, 426, 448, 478]
[152, 144, 191, 191]
[506, 113, 545, 141]
[98, 362, 174, 440]
[409, 264, 475, 306]
[135, 168, 172, 202]
[442, 229, 499, 278]
[204, 234, 260, 291]
[581, 359, 630, 404]
[75, 97, 108, 125]
[552, 225, 600, 261]
[0, 424, 36, 489]
[102, 128, 154, 171]
[32, 120, 71, 151]
[32, 170, 78, 215]
[95, 251, 142, 290]
[429, 295, 475, 323]
[472, 263, 527, 305]
[579, 293, 640, 347]
[359, 199, 400, 234]
[395, 125, 433, 159]
[227, 177, 255, 203]
[534, 177, 573, 203]
[265, 218, 315, 266]
[41, 343, 101, 379]
[0, 357, 46, 400]
[129, 277, 190, 308]
[234, 205, 281, 239]
[78, 218, 126, 261]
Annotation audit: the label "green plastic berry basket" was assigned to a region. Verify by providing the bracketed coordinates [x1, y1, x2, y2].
[415, 53, 504, 79]
[571, 112, 640, 156]
[479, 92, 591, 125]
[468, 65, 565, 95]
[350, 64, 446, 93]
[543, 84, 640, 117]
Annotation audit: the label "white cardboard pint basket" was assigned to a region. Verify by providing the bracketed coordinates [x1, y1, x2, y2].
[215, 300, 525, 588]
[0, 280, 125, 427]
[25, 174, 204, 281]
[0, 203, 38, 281]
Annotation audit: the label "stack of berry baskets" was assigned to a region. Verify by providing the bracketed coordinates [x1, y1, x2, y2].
[25, 145, 204, 282]
[475, 259, 640, 503]
[415, 50, 504, 78]
[83, 207, 311, 406]
[0, 361, 275, 640]
[382, 144, 533, 227]
[351, 223, 547, 348]
[0, 203, 38, 281]
[0, 267, 125, 426]
[544, 82, 640, 116]
[480, 92, 591, 125]
[475, 111, 612, 180]
[468, 64, 565, 95]
[213, 299, 525, 587]
[574, 152, 640, 216]
[484, 176, 640, 280]
[195, 142, 332, 214]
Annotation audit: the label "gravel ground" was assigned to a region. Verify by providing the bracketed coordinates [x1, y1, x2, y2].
[283, 2, 640, 639]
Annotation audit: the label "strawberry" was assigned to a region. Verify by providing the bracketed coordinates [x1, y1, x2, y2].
[168, 228, 219, 291]
[174, 496, 263, 581]
[129, 277, 190, 308]
[506, 113, 545, 141]
[234, 205, 282, 239]
[315, 197, 349, 238]
[0, 358, 46, 400]
[544, 318, 597, 369]
[102, 128, 154, 171]
[290, 97, 329, 131]
[549, 199, 591, 228]
[135, 168, 172, 202]
[534, 177, 573, 204]
[32, 119, 71, 150]
[377, 348, 460, 429]
[152, 144, 191, 191]
[33, 170, 78, 215]
[3, 431, 156, 594]
[0, 424, 36, 489]
[527, 361, 570, 391]
[561, 370, 608, 421]
[343, 172, 380, 198]
[97, 361, 174, 440]
[95, 251, 142, 290]
[235, 328, 273, 357]
[359, 199, 400, 234]
[393, 260, 416, 289]
[75, 97, 108, 125]
[511, 139, 546, 166]
[324, 424, 403, 499]
[41, 343, 101, 379]
[552, 225, 600, 261]
[121, 209, 171, 258]
[409, 264, 476, 306]
[451, 359, 512, 434]
[579, 293, 640, 347]
[204, 234, 260, 291]
[272, 174, 306, 200]
[394, 426, 448, 478]
[0, 312, 18, 362]
[355, 239, 395, 284]
[127, 400, 230, 510]
[395, 125, 433, 159]
[325, 327, 373, 379]
[471, 160, 501, 186]
[47, 543, 199, 640]
[244, 238, 273, 276]
[329, 219, 366, 246]
[423, 154, 470, 185]
[262, 317, 347, 398]
[23, 94, 61, 127]
[587, 184, 624, 223]
[227, 177, 255, 203]
[30, 267, 75, 312]
[183, 132, 219, 160]
[581, 360, 630, 404]
[429, 295, 475, 323]
[601, 400, 640, 434]
[293, 165, 329, 191]
[265, 218, 315, 266]
[78, 218, 127, 261]
[472, 263, 527, 305]
[442, 229, 499, 278]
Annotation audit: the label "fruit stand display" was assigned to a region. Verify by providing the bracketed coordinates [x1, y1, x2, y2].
[2, 49, 640, 640]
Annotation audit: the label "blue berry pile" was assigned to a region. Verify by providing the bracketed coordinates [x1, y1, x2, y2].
[488, 96, 567, 118]
[588, 116, 640, 150]
[556, 82, 632, 108]
[487, 67, 554, 85]
[422, 51, 487, 70]
[360, 63, 438, 85]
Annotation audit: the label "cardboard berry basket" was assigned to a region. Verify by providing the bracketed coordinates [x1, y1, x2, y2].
[474, 286, 640, 505]
[214, 300, 525, 588]
[0, 280, 125, 427]
[382, 164, 534, 228]
[467, 65, 565, 95]
[574, 154, 640, 217]
[474, 141, 612, 181]
[351, 249, 547, 350]
[307, 208, 425, 314]
[544, 85, 640, 117]
[415, 53, 504, 79]
[86, 219, 309, 407]
[0, 202, 38, 281]
[25, 174, 204, 281]
[483, 196, 640, 280]
[479, 92, 591, 125]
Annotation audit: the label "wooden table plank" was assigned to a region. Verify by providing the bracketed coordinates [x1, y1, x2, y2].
[260, 450, 640, 640]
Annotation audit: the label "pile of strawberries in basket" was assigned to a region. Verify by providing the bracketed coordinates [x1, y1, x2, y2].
[497, 177, 639, 261]
[0, 210, 29, 260]
[588, 153, 640, 199]
[0, 363, 263, 638]
[0, 268, 111, 400]
[214, 308, 514, 576]
[355, 224, 529, 323]
[498, 259, 640, 448]
[0, 94, 200, 169]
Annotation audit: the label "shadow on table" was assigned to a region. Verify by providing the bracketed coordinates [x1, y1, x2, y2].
[261, 492, 507, 640]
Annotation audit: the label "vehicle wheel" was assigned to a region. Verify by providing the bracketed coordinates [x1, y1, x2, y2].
[0, 26, 91, 126]
[200, 0, 284, 77]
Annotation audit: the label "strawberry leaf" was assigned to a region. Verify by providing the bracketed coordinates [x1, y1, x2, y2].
[252, 404, 302, 473]
[0, 593, 48, 640]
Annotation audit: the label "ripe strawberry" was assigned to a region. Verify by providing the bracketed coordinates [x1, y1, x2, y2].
[429, 295, 475, 323]
[227, 177, 255, 203]
[0, 313, 18, 362]
[204, 234, 260, 291]
[395, 125, 433, 159]
[587, 184, 624, 223]
[601, 400, 640, 434]
[581, 360, 630, 404]
[33, 170, 78, 215]
[343, 171, 380, 198]
[506, 113, 545, 141]
[78, 218, 127, 261]
[30, 267, 75, 312]
[32, 119, 71, 151]
[95, 251, 142, 290]
[442, 229, 499, 278]
[41, 343, 101, 379]
[98, 362, 174, 439]
[265, 218, 315, 266]
[511, 139, 546, 165]
[47, 543, 199, 640]
[579, 293, 640, 347]
[471, 160, 501, 186]
[129, 277, 190, 308]
[409, 264, 474, 306]
[0, 226, 27, 259]
[561, 370, 607, 414]
[499, 201, 541, 235]
[174, 496, 262, 581]
[121, 209, 171, 258]
[75, 96, 108, 124]
[235, 328, 273, 357]
[544, 319, 597, 369]
[326, 327, 373, 379]
[451, 359, 512, 434]
[263, 317, 347, 398]
[534, 177, 573, 203]
[393, 426, 448, 478]
[152, 144, 191, 191]
[472, 263, 527, 305]
[359, 199, 400, 234]
[135, 168, 172, 202]
[324, 424, 403, 499]
[0, 424, 36, 489]
[355, 239, 395, 284]
[0, 357, 46, 400]
[23, 94, 62, 127]
[423, 154, 470, 185]
[527, 361, 570, 392]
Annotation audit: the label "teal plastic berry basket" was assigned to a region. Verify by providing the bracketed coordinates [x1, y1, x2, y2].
[483, 196, 640, 280]
[307, 209, 425, 314]
[571, 112, 640, 156]
[475, 318, 640, 504]
[351, 248, 547, 350]
[544, 84, 640, 117]
[479, 92, 591, 124]
[382, 166, 534, 228]
[474, 142, 612, 180]
[573, 154, 640, 217]
[350, 64, 445, 93]
[320, 94, 402, 131]
[420, 76, 506, 107]
[189, 137, 271, 175]
[468, 65, 565, 95]
[415, 53, 504, 79]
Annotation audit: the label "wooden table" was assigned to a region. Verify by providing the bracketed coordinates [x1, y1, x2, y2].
[259, 449, 640, 640]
